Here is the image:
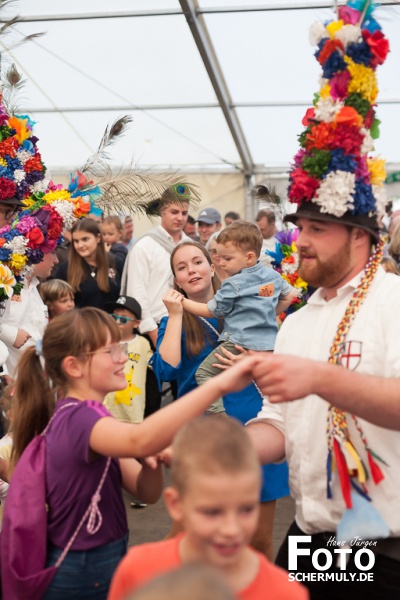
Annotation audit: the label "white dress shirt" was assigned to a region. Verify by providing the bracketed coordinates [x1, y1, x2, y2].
[253, 267, 400, 536]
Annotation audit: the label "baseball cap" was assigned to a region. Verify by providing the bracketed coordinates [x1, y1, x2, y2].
[195, 207, 221, 225]
[104, 296, 142, 319]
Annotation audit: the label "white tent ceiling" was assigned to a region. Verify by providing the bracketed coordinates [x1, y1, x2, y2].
[2, 1, 400, 180]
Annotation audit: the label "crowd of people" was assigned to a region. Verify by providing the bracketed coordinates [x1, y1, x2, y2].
[0, 3, 398, 600]
[0, 186, 399, 600]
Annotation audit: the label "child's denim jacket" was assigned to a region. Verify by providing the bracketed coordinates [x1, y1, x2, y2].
[207, 261, 290, 350]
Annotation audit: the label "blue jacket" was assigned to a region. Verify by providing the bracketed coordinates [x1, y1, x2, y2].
[208, 261, 290, 350]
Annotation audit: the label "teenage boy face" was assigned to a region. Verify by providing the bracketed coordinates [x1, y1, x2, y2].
[112, 308, 140, 339]
[165, 470, 260, 569]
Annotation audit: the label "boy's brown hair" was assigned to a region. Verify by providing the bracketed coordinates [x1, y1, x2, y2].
[170, 416, 261, 494]
[216, 220, 263, 256]
[103, 215, 124, 234]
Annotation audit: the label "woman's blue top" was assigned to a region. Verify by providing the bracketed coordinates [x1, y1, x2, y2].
[150, 316, 289, 502]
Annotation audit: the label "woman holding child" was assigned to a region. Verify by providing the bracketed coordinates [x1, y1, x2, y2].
[150, 239, 289, 560]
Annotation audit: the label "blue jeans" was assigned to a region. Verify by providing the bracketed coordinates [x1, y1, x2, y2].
[44, 533, 128, 600]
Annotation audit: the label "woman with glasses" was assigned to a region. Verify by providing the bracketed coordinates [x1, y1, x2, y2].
[5, 307, 256, 599]
[55, 218, 123, 310]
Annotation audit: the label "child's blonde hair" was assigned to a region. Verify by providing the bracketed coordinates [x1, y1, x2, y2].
[0, 383, 15, 433]
[124, 564, 235, 600]
[216, 220, 263, 255]
[39, 279, 74, 306]
[102, 215, 123, 234]
[171, 416, 261, 494]
[381, 256, 400, 275]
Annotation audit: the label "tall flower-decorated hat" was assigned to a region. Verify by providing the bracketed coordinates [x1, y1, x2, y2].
[286, 0, 390, 239]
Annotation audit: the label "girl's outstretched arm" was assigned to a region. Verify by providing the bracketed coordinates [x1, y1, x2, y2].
[89, 355, 258, 459]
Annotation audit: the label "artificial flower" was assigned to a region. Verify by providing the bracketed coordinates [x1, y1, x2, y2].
[306, 122, 335, 150]
[309, 21, 328, 46]
[330, 70, 351, 100]
[72, 196, 91, 217]
[346, 39, 372, 66]
[367, 157, 386, 186]
[52, 200, 76, 229]
[42, 189, 71, 203]
[319, 82, 332, 100]
[359, 127, 374, 155]
[0, 263, 16, 299]
[4, 235, 28, 255]
[13, 169, 25, 183]
[338, 5, 361, 26]
[302, 108, 316, 126]
[302, 149, 331, 178]
[370, 117, 381, 140]
[334, 24, 362, 47]
[331, 123, 364, 155]
[363, 30, 389, 67]
[288, 168, 320, 204]
[328, 148, 358, 174]
[345, 57, 378, 104]
[0, 177, 16, 200]
[334, 106, 363, 127]
[352, 179, 376, 215]
[0, 137, 18, 158]
[26, 227, 45, 249]
[316, 38, 345, 65]
[322, 52, 348, 79]
[326, 20, 344, 39]
[16, 149, 33, 164]
[315, 97, 344, 123]
[344, 93, 371, 118]
[24, 155, 44, 173]
[313, 170, 356, 217]
[9, 253, 27, 271]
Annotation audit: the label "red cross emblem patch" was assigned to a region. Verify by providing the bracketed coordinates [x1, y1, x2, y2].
[340, 341, 362, 371]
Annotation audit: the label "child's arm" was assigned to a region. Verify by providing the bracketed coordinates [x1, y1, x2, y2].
[158, 290, 184, 367]
[182, 297, 214, 318]
[275, 290, 296, 315]
[89, 355, 258, 459]
[119, 456, 163, 504]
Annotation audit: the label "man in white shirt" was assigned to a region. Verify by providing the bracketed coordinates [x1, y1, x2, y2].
[124, 193, 190, 348]
[245, 198, 400, 597]
[256, 209, 279, 266]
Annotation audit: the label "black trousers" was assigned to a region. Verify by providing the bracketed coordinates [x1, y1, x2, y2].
[276, 521, 400, 600]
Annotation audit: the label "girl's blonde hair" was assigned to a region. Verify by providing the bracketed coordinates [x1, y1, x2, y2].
[68, 218, 113, 293]
[381, 256, 400, 275]
[11, 308, 120, 471]
[170, 241, 221, 357]
[388, 222, 400, 265]
[39, 279, 74, 306]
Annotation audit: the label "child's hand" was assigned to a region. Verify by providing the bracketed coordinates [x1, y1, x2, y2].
[141, 455, 163, 470]
[162, 290, 184, 316]
[104, 242, 111, 253]
[157, 446, 173, 467]
[212, 345, 248, 370]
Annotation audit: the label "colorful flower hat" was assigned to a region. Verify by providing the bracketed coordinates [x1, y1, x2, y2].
[286, 0, 390, 239]
[0, 91, 90, 299]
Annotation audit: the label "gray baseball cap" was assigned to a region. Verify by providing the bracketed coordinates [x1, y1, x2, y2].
[195, 207, 221, 225]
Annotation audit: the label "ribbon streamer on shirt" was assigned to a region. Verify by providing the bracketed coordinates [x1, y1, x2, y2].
[325, 239, 390, 541]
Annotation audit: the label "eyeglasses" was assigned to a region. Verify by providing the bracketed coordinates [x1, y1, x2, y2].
[110, 314, 136, 325]
[0, 206, 19, 220]
[82, 342, 129, 363]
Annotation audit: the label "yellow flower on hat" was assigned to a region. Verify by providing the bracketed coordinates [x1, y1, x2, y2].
[345, 57, 378, 104]
[0, 264, 16, 299]
[326, 19, 344, 39]
[43, 189, 72, 204]
[9, 254, 27, 271]
[367, 157, 386, 186]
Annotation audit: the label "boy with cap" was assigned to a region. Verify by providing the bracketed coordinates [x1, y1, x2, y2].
[108, 416, 308, 600]
[104, 296, 153, 424]
[196, 207, 222, 246]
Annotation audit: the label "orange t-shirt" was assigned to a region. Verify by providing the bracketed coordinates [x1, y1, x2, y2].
[108, 533, 308, 600]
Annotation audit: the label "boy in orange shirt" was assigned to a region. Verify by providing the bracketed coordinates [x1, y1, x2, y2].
[108, 417, 307, 600]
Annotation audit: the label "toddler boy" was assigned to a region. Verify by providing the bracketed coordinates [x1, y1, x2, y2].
[108, 417, 307, 600]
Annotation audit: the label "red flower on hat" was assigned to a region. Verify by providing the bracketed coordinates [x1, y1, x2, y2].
[0, 177, 16, 200]
[317, 39, 344, 65]
[363, 30, 390, 68]
[302, 108, 316, 127]
[25, 154, 44, 173]
[288, 168, 319, 204]
[306, 122, 335, 150]
[0, 137, 18, 158]
[331, 124, 364, 155]
[26, 227, 45, 249]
